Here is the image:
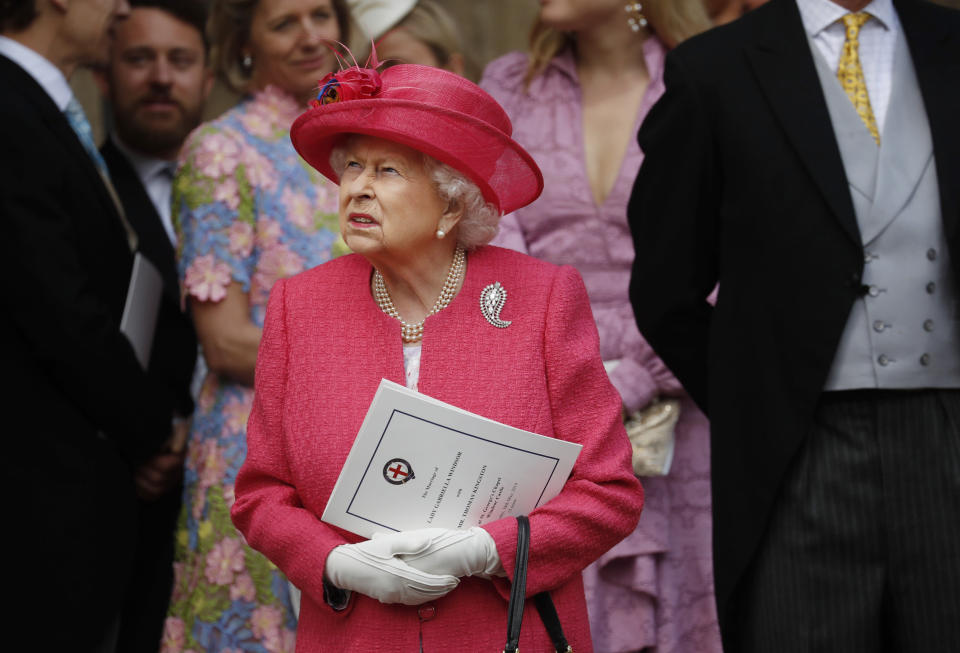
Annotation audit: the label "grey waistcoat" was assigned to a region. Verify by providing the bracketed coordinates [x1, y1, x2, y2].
[809, 35, 960, 390]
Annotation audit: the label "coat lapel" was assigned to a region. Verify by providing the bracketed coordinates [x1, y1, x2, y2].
[863, 36, 933, 244]
[745, 0, 861, 246]
[0, 55, 135, 253]
[895, 0, 960, 246]
[101, 139, 179, 301]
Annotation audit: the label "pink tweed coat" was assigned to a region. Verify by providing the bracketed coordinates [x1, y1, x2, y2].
[231, 245, 644, 652]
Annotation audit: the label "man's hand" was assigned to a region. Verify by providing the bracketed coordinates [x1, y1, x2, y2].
[134, 450, 185, 501]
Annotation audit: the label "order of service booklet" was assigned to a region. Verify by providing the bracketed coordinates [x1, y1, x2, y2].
[321, 379, 582, 539]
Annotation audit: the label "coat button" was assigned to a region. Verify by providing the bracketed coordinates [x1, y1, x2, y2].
[864, 252, 874, 263]
[418, 604, 437, 621]
[927, 248, 937, 261]
[868, 285, 880, 297]
[873, 320, 886, 332]
[920, 353, 931, 366]
[923, 319, 935, 332]
[878, 354, 890, 366]
[926, 281, 936, 294]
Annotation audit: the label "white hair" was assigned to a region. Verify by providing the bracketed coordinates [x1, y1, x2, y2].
[329, 141, 501, 250]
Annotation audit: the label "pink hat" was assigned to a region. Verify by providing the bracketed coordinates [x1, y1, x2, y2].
[290, 64, 543, 215]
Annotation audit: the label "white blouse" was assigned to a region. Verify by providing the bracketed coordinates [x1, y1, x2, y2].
[402, 343, 422, 390]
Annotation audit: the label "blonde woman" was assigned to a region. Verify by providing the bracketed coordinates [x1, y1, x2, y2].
[480, 1, 720, 651]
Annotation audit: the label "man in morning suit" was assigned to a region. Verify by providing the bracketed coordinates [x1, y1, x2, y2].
[0, 0, 193, 649]
[93, 0, 210, 649]
[627, 0, 960, 650]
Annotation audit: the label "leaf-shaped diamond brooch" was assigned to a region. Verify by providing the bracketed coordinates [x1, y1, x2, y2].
[480, 282, 512, 329]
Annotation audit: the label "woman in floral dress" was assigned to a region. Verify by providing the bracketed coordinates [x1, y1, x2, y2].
[161, 0, 352, 651]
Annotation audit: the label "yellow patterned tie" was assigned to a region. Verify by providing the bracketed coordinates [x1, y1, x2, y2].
[837, 12, 880, 145]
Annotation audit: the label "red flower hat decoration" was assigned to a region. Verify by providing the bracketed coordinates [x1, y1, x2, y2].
[311, 67, 383, 108]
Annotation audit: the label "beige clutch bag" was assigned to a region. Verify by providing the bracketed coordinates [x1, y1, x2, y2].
[624, 398, 680, 477]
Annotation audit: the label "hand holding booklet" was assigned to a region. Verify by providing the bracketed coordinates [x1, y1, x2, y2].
[322, 379, 582, 539]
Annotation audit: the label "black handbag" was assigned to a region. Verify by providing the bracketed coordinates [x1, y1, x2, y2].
[504, 515, 572, 653]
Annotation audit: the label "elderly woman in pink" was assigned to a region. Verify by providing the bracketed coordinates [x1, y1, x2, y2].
[230, 62, 643, 652]
[481, 1, 721, 651]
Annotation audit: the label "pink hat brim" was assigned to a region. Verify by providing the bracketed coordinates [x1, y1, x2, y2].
[291, 98, 543, 215]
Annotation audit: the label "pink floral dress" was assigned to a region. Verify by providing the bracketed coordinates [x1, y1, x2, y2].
[161, 86, 344, 653]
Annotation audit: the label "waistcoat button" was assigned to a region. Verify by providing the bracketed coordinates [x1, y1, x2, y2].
[920, 353, 931, 366]
[923, 319, 935, 332]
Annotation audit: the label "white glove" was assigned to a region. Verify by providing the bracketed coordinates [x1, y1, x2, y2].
[325, 532, 460, 605]
[396, 527, 504, 579]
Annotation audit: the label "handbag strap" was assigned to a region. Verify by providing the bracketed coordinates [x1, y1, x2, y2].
[504, 515, 530, 653]
[534, 593, 572, 653]
[503, 515, 573, 653]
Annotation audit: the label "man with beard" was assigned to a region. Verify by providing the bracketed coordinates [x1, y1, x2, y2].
[93, 1, 211, 650]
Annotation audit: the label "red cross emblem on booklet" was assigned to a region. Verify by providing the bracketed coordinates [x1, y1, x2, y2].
[383, 458, 415, 485]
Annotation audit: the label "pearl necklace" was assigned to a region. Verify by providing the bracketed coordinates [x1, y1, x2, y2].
[373, 246, 466, 343]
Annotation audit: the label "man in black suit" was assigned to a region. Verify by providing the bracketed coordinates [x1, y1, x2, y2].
[628, 0, 960, 650]
[93, 0, 210, 649]
[0, 0, 193, 649]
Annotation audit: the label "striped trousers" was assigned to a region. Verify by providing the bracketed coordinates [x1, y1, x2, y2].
[737, 389, 960, 653]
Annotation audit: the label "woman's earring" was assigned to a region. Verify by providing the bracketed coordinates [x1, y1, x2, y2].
[625, 3, 648, 32]
[436, 229, 446, 240]
[242, 53, 253, 70]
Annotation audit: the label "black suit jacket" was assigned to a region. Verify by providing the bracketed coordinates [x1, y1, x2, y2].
[101, 138, 196, 417]
[0, 54, 183, 647]
[627, 0, 960, 645]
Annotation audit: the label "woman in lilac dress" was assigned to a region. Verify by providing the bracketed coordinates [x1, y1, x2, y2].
[161, 0, 352, 651]
[480, 2, 721, 651]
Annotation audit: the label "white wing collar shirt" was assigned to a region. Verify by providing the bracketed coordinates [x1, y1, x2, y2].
[796, 0, 900, 132]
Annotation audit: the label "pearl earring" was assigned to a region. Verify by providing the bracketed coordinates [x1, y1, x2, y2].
[625, 3, 648, 32]
[242, 53, 253, 70]
[436, 228, 446, 239]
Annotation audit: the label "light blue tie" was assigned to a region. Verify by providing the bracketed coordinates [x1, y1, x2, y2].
[64, 97, 111, 181]
[63, 98, 138, 250]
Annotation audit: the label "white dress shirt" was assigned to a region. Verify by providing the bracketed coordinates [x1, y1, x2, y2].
[111, 135, 178, 245]
[0, 35, 73, 111]
[796, 0, 900, 131]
